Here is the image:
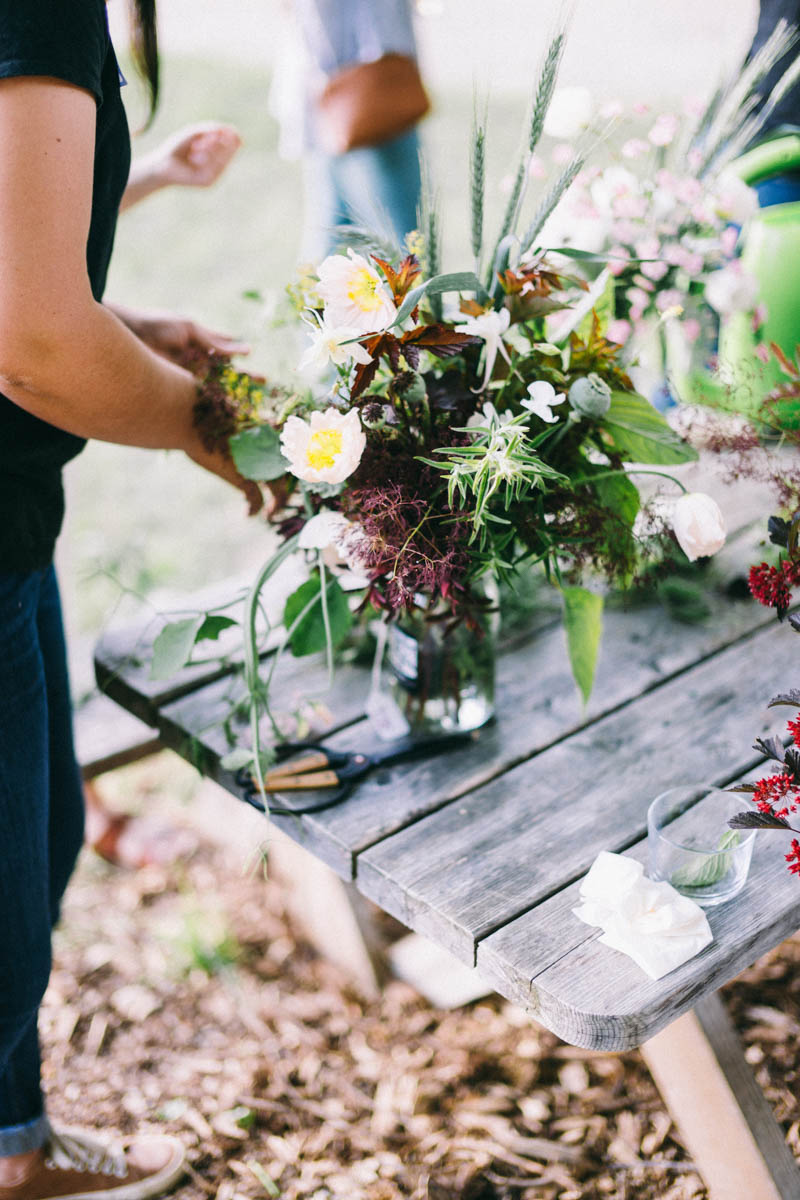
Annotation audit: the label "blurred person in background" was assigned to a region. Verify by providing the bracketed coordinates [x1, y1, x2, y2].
[0, 3, 259, 1196]
[270, 0, 430, 259]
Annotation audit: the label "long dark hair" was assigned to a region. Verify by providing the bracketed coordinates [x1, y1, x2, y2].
[129, 0, 159, 122]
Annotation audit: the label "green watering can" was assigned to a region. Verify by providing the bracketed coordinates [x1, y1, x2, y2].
[716, 131, 800, 424]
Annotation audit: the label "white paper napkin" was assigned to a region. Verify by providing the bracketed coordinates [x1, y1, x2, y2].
[572, 851, 713, 980]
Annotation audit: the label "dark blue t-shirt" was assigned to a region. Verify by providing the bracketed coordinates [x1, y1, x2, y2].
[0, 0, 132, 570]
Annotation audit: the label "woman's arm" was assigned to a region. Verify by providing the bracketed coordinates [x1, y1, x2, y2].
[119, 122, 241, 211]
[0, 77, 251, 496]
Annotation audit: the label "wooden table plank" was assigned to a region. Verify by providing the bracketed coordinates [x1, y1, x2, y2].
[475, 831, 799, 1051]
[354, 620, 789, 962]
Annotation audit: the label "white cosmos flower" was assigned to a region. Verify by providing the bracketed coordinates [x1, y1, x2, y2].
[299, 317, 373, 372]
[455, 308, 511, 390]
[521, 380, 566, 424]
[316, 249, 397, 334]
[280, 407, 366, 485]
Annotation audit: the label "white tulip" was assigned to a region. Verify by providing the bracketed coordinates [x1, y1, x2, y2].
[672, 492, 726, 561]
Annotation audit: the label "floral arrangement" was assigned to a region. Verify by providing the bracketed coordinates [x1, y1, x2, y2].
[153, 19, 741, 807]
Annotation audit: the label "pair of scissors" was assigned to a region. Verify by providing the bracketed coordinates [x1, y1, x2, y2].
[234, 729, 476, 816]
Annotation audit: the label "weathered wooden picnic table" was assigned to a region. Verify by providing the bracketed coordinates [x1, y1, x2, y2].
[94, 520, 800, 1200]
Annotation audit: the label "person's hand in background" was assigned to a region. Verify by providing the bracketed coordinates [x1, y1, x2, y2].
[120, 122, 242, 209]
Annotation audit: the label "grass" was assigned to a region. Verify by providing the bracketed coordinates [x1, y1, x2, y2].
[63, 53, 527, 636]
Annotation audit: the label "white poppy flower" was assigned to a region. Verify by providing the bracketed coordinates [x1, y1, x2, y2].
[280, 407, 366, 485]
[316, 249, 397, 334]
[299, 317, 373, 372]
[672, 492, 726, 561]
[455, 308, 512, 390]
[521, 380, 566, 424]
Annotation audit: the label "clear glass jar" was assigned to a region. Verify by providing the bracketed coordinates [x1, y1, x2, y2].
[386, 581, 498, 735]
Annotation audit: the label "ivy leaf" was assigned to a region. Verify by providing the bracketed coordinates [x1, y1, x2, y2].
[602, 392, 698, 465]
[729, 810, 791, 830]
[230, 425, 287, 481]
[150, 616, 204, 681]
[283, 574, 352, 657]
[196, 614, 238, 643]
[562, 587, 603, 706]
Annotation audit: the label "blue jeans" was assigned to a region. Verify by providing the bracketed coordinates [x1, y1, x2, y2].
[0, 567, 85, 1155]
[302, 127, 422, 259]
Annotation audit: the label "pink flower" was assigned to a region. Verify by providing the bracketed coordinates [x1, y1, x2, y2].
[648, 113, 679, 146]
[753, 303, 768, 330]
[607, 318, 632, 345]
[632, 274, 656, 292]
[608, 245, 631, 276]
[687, 147, 704, 170]
[614, 194, 648, 219]
[632, 101, 651, 114]
[634, 235, 660, 260]
[527, 155, 547, 179]
[627, 286, 651, 311]
[675, 177, 702, 205]
[551, 142, 574, 165]
[720, 226, 739, 258]
[600, 98, 625, 119]
[641, 259, 670, 281]
[755, 342, 771, 364]
[622, 138, 650, 159]
[655, 288, 683, 312]
[683, 318, 701, 344]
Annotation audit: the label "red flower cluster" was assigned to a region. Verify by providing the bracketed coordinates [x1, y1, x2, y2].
[748, 559, 800, 615]
[786, 840, 800, 875]
[753, 772, 799, 820]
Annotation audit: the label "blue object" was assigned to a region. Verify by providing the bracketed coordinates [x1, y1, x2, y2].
[752, 170, 800, 208]
[0, 567, 84, 1153]
[303, 127, 422, 258]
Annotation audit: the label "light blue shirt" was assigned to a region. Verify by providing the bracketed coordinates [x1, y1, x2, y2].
[296, 0, 418, 73]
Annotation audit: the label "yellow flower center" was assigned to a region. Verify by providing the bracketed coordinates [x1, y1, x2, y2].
[347, 267, 384, 313]
[306, 428, 343, 471]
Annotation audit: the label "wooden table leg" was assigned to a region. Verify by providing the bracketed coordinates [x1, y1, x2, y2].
[267, 827, 384, 999]
[641, 992, 799, 1200]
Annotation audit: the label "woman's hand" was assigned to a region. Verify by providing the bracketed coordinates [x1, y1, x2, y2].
[105, 303, 249, 365]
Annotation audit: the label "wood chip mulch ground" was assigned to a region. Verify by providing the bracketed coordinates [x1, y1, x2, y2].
[42, 756, 800, 1200]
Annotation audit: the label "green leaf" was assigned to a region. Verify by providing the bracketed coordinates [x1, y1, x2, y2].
[150, 616, 204, 681]
[593, 472, 640, 527]
[230, 425, 287, 481]
[283, 574, 352, 657]
[562, 587, 603, 705]
[577, 271, 615, 341]
[196, 614, 238, 642]
[603, 392, 699, 465]
[670, 830, 741, 889]
[393, 271, 486, 326]
[220, 747, 255, 772]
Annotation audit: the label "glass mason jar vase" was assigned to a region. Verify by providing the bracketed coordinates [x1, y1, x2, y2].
[386, 581, 498, 735]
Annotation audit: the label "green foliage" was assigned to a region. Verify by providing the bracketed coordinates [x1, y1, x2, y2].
[602, 392, 699, 465]
[393, 271, 486, 326]
[283, 573, 352, 657]
[230, 424, 287, 481]
[196, 614, 238, 641]
[150, 616, 204, 681]
[670, 829, 741, 889]
[562, 586, 604, 705]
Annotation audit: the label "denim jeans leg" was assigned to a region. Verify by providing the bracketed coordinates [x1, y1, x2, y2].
[0, 567, 85, 1155]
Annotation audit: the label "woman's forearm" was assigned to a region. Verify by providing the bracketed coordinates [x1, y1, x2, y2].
[0, 298, 202, 452]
